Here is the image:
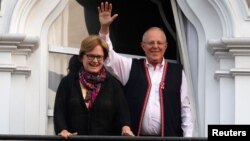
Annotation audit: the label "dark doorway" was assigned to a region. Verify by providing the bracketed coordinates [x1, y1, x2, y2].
[76, 0, 177, 61]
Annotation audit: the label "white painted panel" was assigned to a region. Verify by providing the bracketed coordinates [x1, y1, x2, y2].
[0, 52, 11, 64]
[9, 75, 25, 134]
[25, 54, 40, 134]
[0, 72, 11, 133]
[235, 56, 250, 68]
[235, 76, 250, 123]
[12, 55, 26, 66]
[220, 59, 235, 70]
[219, 77, 235, 124]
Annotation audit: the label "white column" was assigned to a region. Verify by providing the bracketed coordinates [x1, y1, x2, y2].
[232, 56, 250, 123]
[207, 40, 235, 126]
[209, 38, 250, 125]
[218, 57, 235, 124]
[10, 49, 31, 134]
[226, 38, 250, 124]
[214, 47, 235, 124]
[0, 39, 17, 134]
[0, 34, 37, 134]
[0, 71, 11, 134]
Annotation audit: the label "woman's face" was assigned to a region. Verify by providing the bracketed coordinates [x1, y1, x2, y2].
[81, 45, 104, 74]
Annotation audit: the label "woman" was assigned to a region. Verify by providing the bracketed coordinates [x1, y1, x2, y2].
[54, 35, 134, 139]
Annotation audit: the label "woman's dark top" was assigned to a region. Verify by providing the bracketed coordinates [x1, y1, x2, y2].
[54, 70, 130, 135]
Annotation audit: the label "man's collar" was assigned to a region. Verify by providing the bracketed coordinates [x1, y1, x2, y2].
[145, 58, 165, 67]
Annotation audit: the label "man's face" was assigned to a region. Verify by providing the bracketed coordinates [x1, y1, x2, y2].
[141, 29, 167, 66]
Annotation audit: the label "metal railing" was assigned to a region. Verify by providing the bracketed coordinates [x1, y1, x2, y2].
[0, 134, 207, 141]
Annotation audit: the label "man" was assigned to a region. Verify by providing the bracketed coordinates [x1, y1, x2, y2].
[98, 2, 193, 137]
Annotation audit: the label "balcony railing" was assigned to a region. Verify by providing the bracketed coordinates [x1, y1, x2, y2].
[0, 134, 207, 141]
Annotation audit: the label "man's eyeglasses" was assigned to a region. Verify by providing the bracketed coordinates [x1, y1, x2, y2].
[85, 54, 104, 61]
[143, 41, 166, 46]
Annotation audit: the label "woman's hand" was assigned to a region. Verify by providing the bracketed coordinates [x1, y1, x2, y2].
[58, 129, 78, 139]
[121, 126, 134, 136]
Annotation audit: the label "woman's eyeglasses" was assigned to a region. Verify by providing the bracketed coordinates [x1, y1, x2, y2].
[85, 54, 104, 61]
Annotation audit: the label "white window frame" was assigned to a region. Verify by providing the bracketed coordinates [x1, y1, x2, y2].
[49, 45, 79, 55]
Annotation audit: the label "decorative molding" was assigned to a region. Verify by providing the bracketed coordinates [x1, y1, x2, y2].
[208, 0, 234, 36]
[214, 70, 232, 80]
[9, 0, 39, 33]
[208, 37, 250, 58]
[0, 64, 31, 77]
[231, 68, 250, 76]
[0, 34, 38, 76]
[12, 49, 32, 56]
[222, 37, 250, 47]
[19, 36, 39, 49]
[12, 66, 31, 77]
[0, 34, 39, 54]
[214, 68, 250, 79]
[222, 37, 250, 56]
[0, 34, 25, 45]
[208, 37, 250, 80]
[0, 64, 15, 72]
[207, 39, 227, 55]
[229, 49, 250, 56]
[0, 45, 17, 52]
[18, 36, 39, 55]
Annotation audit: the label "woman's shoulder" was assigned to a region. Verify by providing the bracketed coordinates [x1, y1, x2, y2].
[60, 73, 78, 84]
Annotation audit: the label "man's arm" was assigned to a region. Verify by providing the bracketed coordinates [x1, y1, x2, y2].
[181, 71, 193, 137]
[100, 33, 132, 85]
[98, 2, 132, 85]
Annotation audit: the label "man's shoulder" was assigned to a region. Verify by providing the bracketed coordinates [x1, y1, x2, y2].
[166, 61, 183, 76]
[167, 61, 183, 69]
